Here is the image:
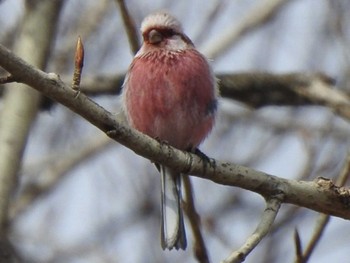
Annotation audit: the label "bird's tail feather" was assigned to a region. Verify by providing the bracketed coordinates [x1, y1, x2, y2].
[160, 165, 187, 250]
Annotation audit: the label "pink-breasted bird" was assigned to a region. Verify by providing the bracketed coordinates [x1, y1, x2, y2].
[122, 12, 217, 250]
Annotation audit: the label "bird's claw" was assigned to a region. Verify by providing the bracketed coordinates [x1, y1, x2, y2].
[194, 148, 216, 169]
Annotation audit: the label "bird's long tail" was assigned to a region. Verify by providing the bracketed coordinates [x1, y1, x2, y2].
[160, 165, 187, 250]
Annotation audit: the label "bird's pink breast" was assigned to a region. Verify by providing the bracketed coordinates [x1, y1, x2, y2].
[124, 49, 216, 150]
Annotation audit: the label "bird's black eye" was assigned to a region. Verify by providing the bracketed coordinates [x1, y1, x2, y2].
[160, 29, 177, 38]
[144, 28, 179, 45]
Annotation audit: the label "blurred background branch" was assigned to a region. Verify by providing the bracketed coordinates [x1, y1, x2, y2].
[0, 1, 64, 262]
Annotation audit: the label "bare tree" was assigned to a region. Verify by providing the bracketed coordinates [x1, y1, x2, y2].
[1, 0, 350, 263]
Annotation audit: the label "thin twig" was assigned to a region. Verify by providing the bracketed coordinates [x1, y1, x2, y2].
[201, 0, 292, 59]
[294, 229, 303, 263]
[221, 194, 284, 263]
[115, 0, 140, 54]
[183, 175, 210, 263]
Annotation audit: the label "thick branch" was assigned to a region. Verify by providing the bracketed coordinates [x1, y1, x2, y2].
[1, 45, 350, 221]
[0, 0, 63, 232]
[219, 72, 350, 120]
[74, 72, 336, 105]
[217, 72, 336, 107]
[0, 2, 63, 261]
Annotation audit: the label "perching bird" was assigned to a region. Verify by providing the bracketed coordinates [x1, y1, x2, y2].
[122, 11, 217, 250]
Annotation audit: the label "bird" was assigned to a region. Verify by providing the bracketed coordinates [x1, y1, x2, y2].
[122, 11, 218, 250]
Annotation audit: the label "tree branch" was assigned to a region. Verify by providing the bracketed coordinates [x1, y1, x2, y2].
[183, 175, 210, 263]
[114, 0, 140, 54]
[1, 44, 350, 222]
[200, 0, 293, 59]
[217, 72, 337, 107]
[64, 71, 350, 122]
[222, 195, 283, 263]
[0, 1, 63, 261]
